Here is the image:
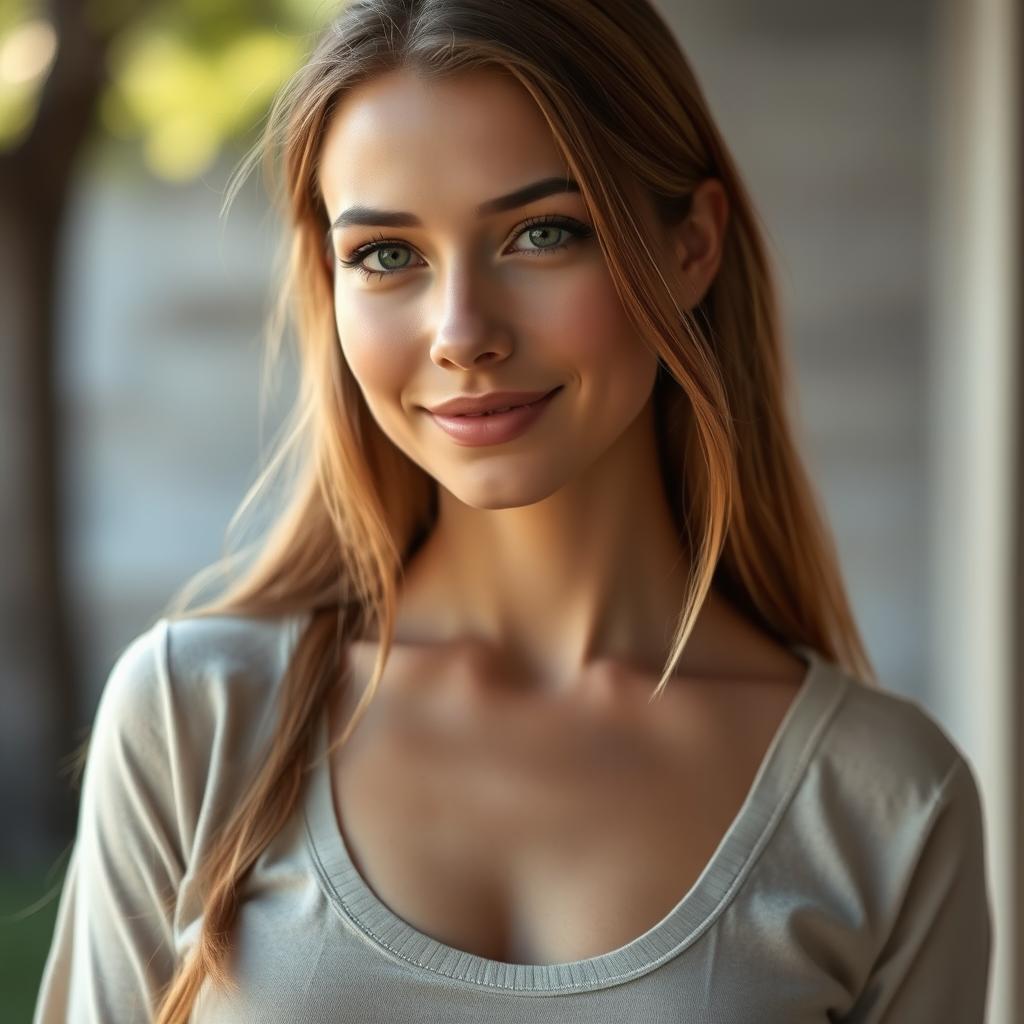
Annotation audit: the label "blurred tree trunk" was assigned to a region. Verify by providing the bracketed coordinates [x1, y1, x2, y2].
[0, 0, 135, 867]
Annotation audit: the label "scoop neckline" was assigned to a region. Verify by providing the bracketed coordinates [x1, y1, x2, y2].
[303, 642, 847, 994]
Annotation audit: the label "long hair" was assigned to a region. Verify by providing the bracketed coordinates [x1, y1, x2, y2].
[149, 1, 875, 1018]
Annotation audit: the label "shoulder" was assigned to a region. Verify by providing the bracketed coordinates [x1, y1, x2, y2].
[802, 658, 987, 907]
[754, 656, 988, 951]
[161, 610, 310, 711]
[790, 658, 992, 992]
[89, 610, 311, 858]
[97, 611, 309, 736]
[818, 663, 976, 808]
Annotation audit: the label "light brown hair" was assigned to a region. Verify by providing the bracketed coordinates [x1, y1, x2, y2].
[150, 1, 876, 1017]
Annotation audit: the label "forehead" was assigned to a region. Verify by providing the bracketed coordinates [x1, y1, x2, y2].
[318, 67, 572, 217]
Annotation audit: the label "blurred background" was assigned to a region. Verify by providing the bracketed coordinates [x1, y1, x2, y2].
[0, 0, 1019, 1021]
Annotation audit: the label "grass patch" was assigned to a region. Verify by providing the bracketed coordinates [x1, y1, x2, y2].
[0, 863, 68, 1024]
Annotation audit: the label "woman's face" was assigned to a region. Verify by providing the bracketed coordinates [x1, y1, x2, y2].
[318, 66, 660, 510]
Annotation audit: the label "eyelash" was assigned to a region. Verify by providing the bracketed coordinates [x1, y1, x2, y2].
[335, 215, 594, 281]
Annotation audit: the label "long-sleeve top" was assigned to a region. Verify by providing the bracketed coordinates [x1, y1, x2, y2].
[32, 612, 993, 1022]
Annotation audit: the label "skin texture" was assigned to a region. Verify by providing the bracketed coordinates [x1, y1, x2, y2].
[317, 67, 809, 963]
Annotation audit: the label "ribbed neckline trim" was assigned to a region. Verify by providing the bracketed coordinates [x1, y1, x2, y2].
[303, 642, 848, 994]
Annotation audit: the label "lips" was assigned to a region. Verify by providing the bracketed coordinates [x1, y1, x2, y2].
[457, 394, 550, 417]
[425, 387, 559, 417]
[426, 386, 562, 446]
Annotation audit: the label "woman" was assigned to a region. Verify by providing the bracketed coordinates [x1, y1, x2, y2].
[34, 1, 992, 1021]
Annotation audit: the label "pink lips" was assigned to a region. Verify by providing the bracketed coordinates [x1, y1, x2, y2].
[427, 387, 562, 446]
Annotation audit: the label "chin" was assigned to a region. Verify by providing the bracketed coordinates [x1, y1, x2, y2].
[437, 472, 564, 512]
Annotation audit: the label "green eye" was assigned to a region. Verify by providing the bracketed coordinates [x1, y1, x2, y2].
[514, 224, 570, 251]
[338, 215, 594, 281]
[365, 244, 415, 273]
[338, 234, 424, 280]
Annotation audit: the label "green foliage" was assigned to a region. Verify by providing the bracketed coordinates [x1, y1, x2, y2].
[0, 0, 37, 32]
[0, 867, 66, 1024]
[0, 0, 49, 147]
[103, 23, 307, 179]
[0, 0, 340, 178]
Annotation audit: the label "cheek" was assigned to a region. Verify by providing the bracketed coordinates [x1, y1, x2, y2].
[534, 264, 655, 394]
[334, 291, 420, 402]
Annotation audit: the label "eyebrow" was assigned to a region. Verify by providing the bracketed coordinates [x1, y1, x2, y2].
[329, 176, 581, 231]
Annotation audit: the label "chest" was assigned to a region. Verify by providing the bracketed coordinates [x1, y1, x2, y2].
[326, 673, 793, 966]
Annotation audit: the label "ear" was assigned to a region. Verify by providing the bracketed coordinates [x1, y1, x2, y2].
[669, 178, 729, 310]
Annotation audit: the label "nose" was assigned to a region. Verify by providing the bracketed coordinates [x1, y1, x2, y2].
[429, 262, 512, 370]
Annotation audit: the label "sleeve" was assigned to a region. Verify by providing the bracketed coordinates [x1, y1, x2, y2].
[839, 754, 993, 1023]
[33, 620, 187, 1023]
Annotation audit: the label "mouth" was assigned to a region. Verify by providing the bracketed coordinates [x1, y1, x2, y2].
[425, 386, 563, 446]
[452, 389, 560, 417]
[425, 385, 562, 418]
